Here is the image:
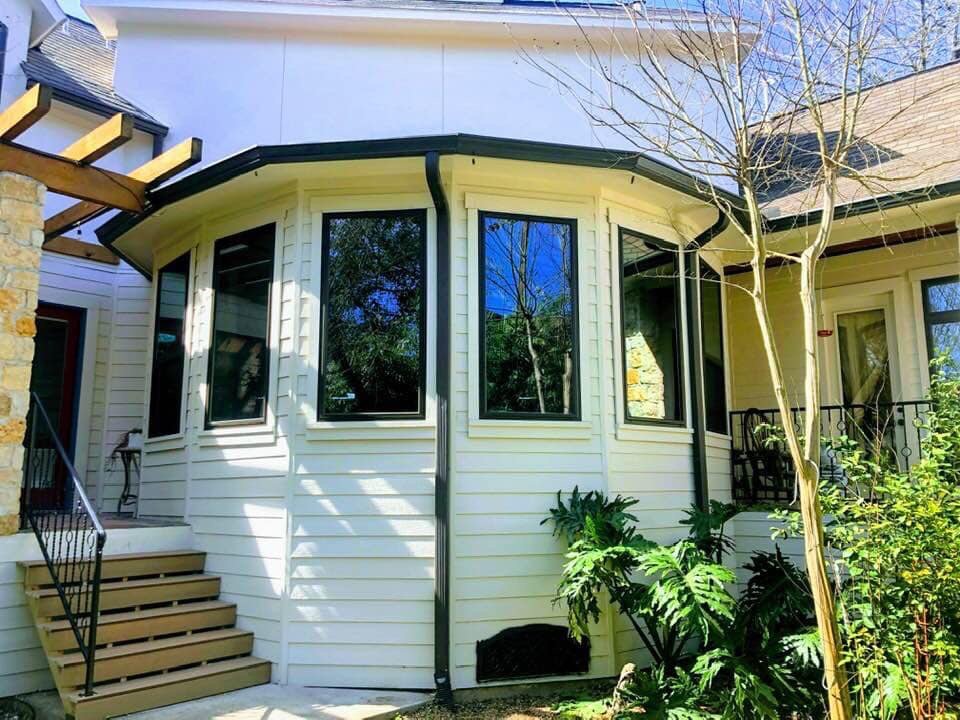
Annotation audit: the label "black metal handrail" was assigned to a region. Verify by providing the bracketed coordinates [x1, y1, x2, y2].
[21, 392, 105, 697]
[729, 400, 933, 505]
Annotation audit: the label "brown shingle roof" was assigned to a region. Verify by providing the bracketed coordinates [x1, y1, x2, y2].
[757, 60, 960, 217]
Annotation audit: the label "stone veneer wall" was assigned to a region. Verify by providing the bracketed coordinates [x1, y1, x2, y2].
[0, 173, 43, 535]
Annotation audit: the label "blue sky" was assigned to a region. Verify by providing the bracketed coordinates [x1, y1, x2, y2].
[57, 0, 89, 20]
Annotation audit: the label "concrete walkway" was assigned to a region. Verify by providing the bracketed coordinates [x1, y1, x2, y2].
[20, 686, 431, 720]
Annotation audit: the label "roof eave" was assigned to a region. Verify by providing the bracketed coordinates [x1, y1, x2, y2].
[763, 177, 960, 235]
[28, 0, 67, 47]
[97, 133, 742, 275]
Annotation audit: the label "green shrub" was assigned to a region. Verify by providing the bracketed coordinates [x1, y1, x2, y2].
[544, 492, 823, 718]
[788, 367, 960, 719]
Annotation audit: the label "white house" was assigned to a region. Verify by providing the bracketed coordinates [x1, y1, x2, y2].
[0, 1, 957, 718]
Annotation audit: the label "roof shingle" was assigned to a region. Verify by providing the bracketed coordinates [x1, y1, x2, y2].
[21, 17, 166, 134]
[756, 61, 960, 217]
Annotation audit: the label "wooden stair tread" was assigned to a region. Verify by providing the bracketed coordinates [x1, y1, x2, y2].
[53, 628, 252, 667]
[27, 573, 217, 599]
[67, 656, 270, 703]
[20, 550, 204, 569]
[38, 600, 235, 633]
[22, 551, 207, 590]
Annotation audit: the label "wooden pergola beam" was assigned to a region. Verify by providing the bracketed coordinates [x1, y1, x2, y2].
[0, 142, 146, 212]
[44, 137, 203, 240]
[0, 85, 51, 141]
[60, 113, 134, 164]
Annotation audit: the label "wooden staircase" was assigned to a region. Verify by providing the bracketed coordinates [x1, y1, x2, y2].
[22, 550, 271, 720]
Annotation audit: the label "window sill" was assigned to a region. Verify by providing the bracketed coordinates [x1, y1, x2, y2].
[143, 433, 186, 452]
[705, 430, 732, 446]
[468, 419, 593, 440]
[304, 419, 436, 441]
[197, 423, 277, 447]
[615, 423, 693, 443]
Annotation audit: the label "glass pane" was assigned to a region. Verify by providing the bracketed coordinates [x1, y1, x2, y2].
[31, 317, 68, 447]
[700, 263, 726, 433]
[926, 277, 960, 313]
[482, 214, 578, 417]
[837, 309, 893, 407]
[621, 232, 682, 422]
[931, 321, 960, 373]
[209, 225, 274, 424]
[321, 212, 425, 417]
[148, 253, 189, 437]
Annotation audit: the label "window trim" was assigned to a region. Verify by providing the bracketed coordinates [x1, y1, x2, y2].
[205, 223, 277, 429]
[147, 249, 192, 440]
[477, 210, 582, 422]
[317, 208, 429, 422]
[699, 259, 728, 435]
[617, 227, 685, 428]
[921, 274, 960, 369]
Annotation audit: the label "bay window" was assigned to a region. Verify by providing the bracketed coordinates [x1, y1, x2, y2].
[700, 261, 727, 433]
[207, 224, 275, 426]
[479, 212, 579, 419]
[148, 252, 190, 438]
[619, 230, 683, 424]
[318, 210, 426, 419]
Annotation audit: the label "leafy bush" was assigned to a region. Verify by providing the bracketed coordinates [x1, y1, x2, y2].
[780, 367, 960, 719]
[544, 492, 823, 718]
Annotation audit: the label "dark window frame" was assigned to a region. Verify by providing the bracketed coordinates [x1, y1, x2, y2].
[205, 223, 277, 429]
[147, 250, 191, 439]
[618, 227, 685, 427]
[921, 274, 960, 370]
[317, 209, 429, 422]
[478, 210, 582, 422]
[699, 260, 728, 435]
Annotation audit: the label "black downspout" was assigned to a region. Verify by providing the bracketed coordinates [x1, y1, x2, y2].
[425, 151, 454, 708]
[685, 211, 729, 510]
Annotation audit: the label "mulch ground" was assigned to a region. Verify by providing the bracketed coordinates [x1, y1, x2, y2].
[395, 691, 612, 720]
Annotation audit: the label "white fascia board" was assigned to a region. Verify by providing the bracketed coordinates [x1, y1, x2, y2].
[83, 0, 704, 41]
[28, 0, 67, 46]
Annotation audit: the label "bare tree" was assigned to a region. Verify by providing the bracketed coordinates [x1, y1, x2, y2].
[518, 2, 952, 718]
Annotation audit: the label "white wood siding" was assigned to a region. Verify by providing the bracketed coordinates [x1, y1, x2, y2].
[128, 159, 721, 690]
[286, 185, 437, 689]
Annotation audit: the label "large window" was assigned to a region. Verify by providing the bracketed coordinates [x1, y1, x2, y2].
[207, 225, 275, 425]
[619, 230, 683, 424]
[319, 210, 426, 419]
[479, 212, 579, 419]
[922, 275, 960, 374]
[148, 252, 190, 438]
[700, 262, 727, 433]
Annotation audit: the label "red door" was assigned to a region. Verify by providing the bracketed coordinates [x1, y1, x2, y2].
[22, 304, 84, 511]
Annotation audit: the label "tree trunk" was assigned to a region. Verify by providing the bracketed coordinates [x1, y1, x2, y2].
[517, 223, 546, 413]
[799, 253, 853, 720]
[744, 187, 853, 720]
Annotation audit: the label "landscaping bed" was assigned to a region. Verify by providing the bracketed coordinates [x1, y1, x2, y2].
[395, 689, 611, 720]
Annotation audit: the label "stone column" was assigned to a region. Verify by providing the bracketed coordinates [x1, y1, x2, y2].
[0, 172, 44, 535]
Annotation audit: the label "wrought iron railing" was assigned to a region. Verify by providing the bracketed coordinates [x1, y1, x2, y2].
[730, 400, 933, 505]
[21, 392, 105, 697]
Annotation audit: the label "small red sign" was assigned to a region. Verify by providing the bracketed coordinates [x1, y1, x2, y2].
[818, 329, 834, 337]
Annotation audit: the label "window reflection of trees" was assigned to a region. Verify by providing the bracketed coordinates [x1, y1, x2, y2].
[481, 215, 578, 417]
[320, 212, 425, 418]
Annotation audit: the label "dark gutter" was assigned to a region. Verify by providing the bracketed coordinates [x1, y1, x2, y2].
[764, 176, 960, 234]
[425, 152, 454, 708]
[685, 210, 729, 510]
[97, 133, 744, 252]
